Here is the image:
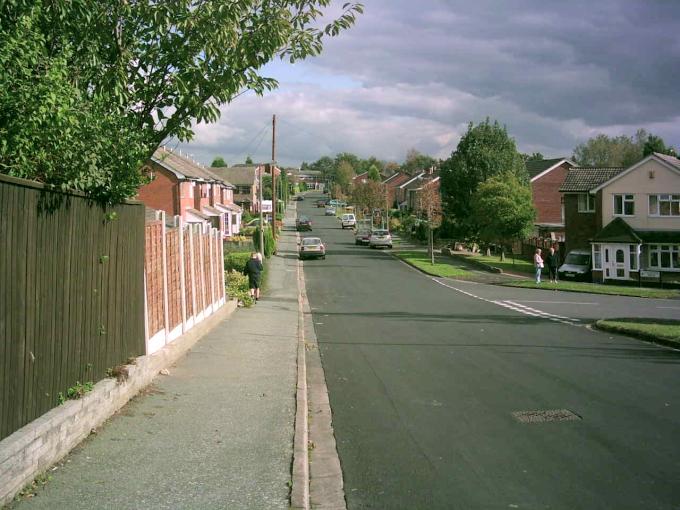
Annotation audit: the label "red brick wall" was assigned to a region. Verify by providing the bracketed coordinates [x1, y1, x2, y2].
[137, 163, 179, 216]
[531, 162, 570, 225]
[178, 182, 194, 216]
[563, 191, 603, 253]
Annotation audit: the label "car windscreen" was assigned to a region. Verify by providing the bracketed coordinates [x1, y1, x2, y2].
[302, 238, 321, 246]
[298, 216, 310, 222]
[564, 253, 590, 265]
[372, 230, 389, 236]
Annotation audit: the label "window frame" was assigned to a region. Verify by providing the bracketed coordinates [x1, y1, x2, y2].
[648, 244, 680, 271]
[613, 194, 635, 216]
[592, 244, 602, 270]
[648, 194, 680, 217]
[577, 193, 596, 213]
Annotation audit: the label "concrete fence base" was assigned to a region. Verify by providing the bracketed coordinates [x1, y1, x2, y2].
[0, 300, 237, 506]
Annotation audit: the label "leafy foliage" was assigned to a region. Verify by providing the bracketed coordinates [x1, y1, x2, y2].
[224, 251, 252, 272]
[211, 156, 228, 168]
[254, 226, 276, 258]
[0, 0, 363, 203]
[471, 173, 535, 250]
[402, 149, 437, 174]
[225, 270, 254, 307]
[350, 180, 386, 213]
[367, 164, 381, 181]
[572, 129, 675, 167]
[439, 118, 528, 238]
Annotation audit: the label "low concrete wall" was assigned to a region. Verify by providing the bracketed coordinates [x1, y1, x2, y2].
[0, 300, 237, 506]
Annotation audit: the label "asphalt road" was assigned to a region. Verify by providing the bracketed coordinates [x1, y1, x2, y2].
[298, 193, 680, 510]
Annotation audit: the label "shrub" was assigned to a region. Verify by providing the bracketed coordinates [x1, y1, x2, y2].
[389, 217, 401, 232]
[225, 270, 254, 307]
[254, 226, 276, 258]
[224, 251, 251, 272]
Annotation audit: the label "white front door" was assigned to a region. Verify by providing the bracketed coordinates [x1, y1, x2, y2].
[603, 244, 629, 280]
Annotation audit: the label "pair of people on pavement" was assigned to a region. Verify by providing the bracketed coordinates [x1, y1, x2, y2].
[243, 252, 263, 301]
[534, 247, 559, 284]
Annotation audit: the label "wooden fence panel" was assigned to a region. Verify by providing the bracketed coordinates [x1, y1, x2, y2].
[165, 229, 182, 332]
[144, 222, 164, 338]
[0, 174, 145, 441]
[183, 230, 194, 320]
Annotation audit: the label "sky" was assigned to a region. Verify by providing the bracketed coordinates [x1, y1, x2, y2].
[176, 0, 680, 168]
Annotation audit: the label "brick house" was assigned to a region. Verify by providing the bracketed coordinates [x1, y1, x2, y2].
[137, 147, 242, 238]
[382, 172, 411, 208]
[526, 158, 574, 240]
[406, 173, 440, 211]
[560, 153, 680, 284]
[209, 165, 262, 212]
[394, 172, 426, 209]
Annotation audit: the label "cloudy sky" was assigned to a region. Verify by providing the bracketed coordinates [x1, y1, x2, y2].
[177, 0, 680, 168]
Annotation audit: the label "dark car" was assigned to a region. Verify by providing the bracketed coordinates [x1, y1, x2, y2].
[296, 215, 312, 231]
[294, 195, 304, 201]
[316, 199, 329, 208]
[557, 249, 592, 281]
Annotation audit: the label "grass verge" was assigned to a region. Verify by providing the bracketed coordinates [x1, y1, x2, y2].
[504, 280, 680, 299]
[594, 319, 680, 349]
[465, 254, 535, 275]
[394, 251, 471, 278]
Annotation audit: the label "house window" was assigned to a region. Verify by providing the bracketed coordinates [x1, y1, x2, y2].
[236, 185, 251, 194]
[629, 245, 638, 271]
[592, 244, 602, 270]
[577, 193, 595, 213]
[613, 194, 634, 216]
[649, 245, 680, 270]
[649, 194, 680, 216]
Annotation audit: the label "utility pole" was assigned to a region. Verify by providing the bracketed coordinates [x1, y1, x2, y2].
[271, 114, 277, 239]
[259, 164, 264, 255]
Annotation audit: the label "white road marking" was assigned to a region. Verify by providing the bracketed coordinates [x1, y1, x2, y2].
[432, 278, 581, 326]
[514, 300, 598, 305]
[657, 306, 680, 310]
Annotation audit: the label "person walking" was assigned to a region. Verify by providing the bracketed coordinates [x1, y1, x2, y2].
[546, 247, 559, 283]
[534, 248, 544, 284]
[243, 252, 264, 301]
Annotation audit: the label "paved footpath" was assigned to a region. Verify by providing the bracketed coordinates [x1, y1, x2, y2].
[11, 213, 302, 509]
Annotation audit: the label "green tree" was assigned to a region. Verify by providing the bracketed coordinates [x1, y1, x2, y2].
[367, 164, 381, 181]
[472, 174, 535, 259]
[245, 156, 254, 165]
[335, 161, 355, 193]
[0, 0, 362, 203]
[350, 181, 386, 214]
[522, 152, 544, 162]
[334, 152, 361, 174]
[571, 129, 670, 167]
[402, 149, 436, 174]
[439, 119, 527, 238]
[211, 157, 228, 168]
[310, 156, 335, 180]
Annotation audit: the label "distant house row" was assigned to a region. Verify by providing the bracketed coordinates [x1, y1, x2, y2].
[137, 147, 283, 236]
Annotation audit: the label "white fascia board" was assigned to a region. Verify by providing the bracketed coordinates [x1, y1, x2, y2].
[151, 157, 187, 180]
[399, 172, 425, 189]
[591, 154, 680, 193]
[529, 159, 570, 183]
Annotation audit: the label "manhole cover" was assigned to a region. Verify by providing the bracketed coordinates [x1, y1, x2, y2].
[512, 409, 581, 423]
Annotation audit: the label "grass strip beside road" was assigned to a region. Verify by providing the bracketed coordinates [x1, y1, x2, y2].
[455, 254, 535, 275]
[504, 280, 680, 299]
[394, 251, 471, 278]
[595, 319, 680, 349]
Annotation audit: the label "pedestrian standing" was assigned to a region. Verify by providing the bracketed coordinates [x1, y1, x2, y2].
[534, 248, 544, 284]
[546, 247, 559, 283]
[243, 252, 264, 301]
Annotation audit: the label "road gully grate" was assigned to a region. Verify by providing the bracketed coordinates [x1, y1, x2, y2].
[512, 409, 582, 423]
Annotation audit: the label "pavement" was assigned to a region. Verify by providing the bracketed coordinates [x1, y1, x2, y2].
[10, 208, 303, 509]
[298, 192, 680, 510]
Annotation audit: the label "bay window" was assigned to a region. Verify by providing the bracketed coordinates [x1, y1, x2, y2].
[648, 245, 680, 270]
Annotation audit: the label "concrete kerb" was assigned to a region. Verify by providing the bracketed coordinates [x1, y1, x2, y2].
[0, 300, 237, 507]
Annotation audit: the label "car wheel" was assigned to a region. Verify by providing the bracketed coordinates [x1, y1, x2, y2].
[322, 255, 326, 260]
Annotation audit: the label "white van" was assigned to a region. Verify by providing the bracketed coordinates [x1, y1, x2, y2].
[341, 213, 356, 229]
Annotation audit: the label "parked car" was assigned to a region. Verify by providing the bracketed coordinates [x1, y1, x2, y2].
[557, 249, 592, 281]
[316, 199, 329, 208]
[369, 229, 393, 249]
[325, 206, 336, 216]
[296, 215, 312, 231]
[299, 237, 326, 260]
[341, 213, 356, 229]
[355, 228, 372, 245]
[294, 195, 304, 201]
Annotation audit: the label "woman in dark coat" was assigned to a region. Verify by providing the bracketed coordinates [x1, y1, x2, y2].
[243, 252, 264, 301]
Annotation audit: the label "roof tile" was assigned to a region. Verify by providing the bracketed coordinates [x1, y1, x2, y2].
[559, 167, 624, 192]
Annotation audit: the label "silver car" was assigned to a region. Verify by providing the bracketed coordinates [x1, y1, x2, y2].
[368, 229, 392, 249]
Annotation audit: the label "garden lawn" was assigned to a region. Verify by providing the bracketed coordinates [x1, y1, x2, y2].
[504, 280, 680, 299]
[467, 254, 535, 274]
[595, 319, 680, 347]
[395, 251, 471, 278]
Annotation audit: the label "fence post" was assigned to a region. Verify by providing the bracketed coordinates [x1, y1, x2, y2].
[143, 272, 149, 353]
[189, 224, 197, 322]
[176, 216, 187, 333]
[160, 211, 169, 345]
[219, 229, 226, 302]
[198, 224, 206, 317]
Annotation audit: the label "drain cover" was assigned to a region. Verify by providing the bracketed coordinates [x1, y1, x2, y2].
[512, 409, 581, 423]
